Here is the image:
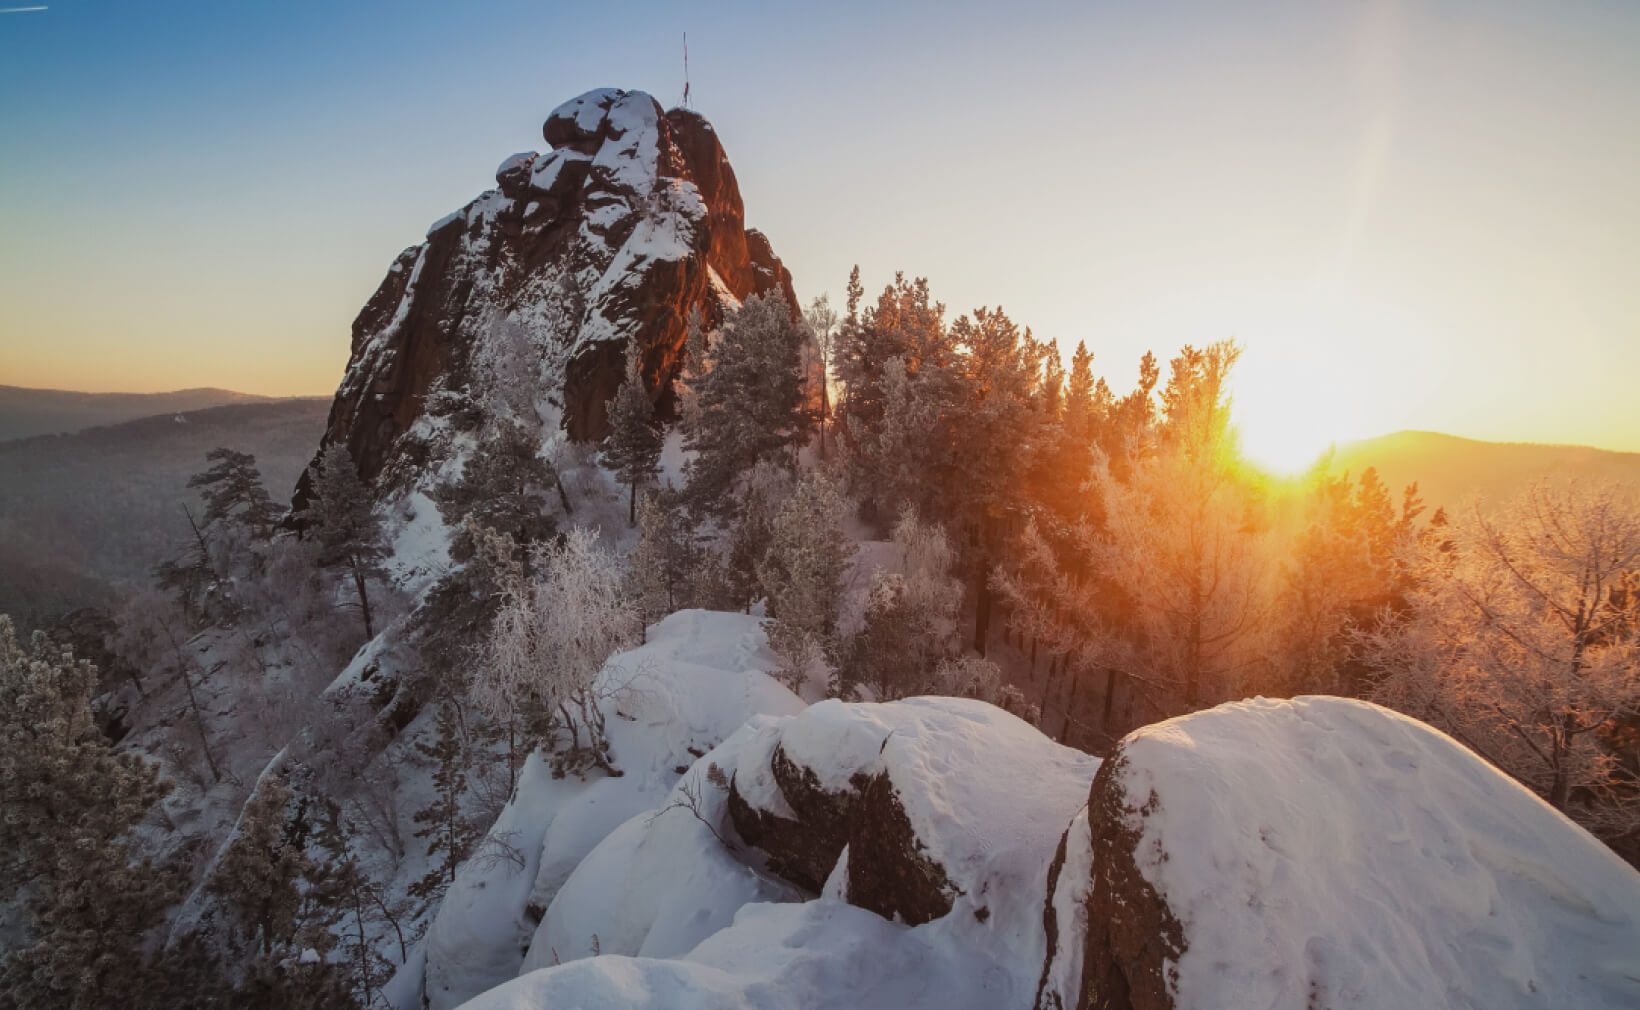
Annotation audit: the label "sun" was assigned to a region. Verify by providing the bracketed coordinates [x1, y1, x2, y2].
[1236, 415, 1337, 477]
[1220, 278, 1441, 477]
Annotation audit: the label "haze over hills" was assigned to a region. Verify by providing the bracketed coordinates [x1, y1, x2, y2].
[1330, 430, 1640, 514]
[0, 398, 330, 630]
[0, 384, 317, 441]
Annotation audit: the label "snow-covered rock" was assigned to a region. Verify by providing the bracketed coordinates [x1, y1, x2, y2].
[418, 610, 803, 1010]
[293, 87, 796, 519]
[455, 695, 1102, 1010]
[730, 697, 1100, 933]
[1070, 695, 1640, 1010]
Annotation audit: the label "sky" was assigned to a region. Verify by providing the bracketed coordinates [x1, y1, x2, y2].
[1, 0, 1636, 464]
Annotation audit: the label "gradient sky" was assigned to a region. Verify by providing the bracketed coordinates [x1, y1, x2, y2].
[1, 0, 1636, 459]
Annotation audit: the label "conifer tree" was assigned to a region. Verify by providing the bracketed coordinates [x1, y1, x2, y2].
[435, 420, 560, 561]
[758, 473, 856, 683]
[683, 292, 811, 520]
[210, 774, 312, 959]
[0, 618, 180, 1010]
[189, 447, 282, 538]
[602, 337, 662, 525]
[1062, 340, 1097, 445]
[300, 444, 385, 640]
[410, 701, 479, 901]
[628, 490, 694, 630]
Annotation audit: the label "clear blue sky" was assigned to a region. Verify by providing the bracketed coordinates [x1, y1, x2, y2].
[2, 0, 1636, 457]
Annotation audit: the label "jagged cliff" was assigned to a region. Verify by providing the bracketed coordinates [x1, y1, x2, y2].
[296, 88, 795, 507]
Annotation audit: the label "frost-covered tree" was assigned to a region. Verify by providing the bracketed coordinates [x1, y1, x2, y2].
[628, 490, 694, 630]
[804, 294, 840, 458]
[841, 512, 964, 700]
[210, 774, 312, 959]
[725, 461, 794, 613]
[1358, 482, 1640, 834]
[0, 617, 180, 1010]
[189, 447, 282, 539]
[602, 337, 662, 525]
[300, 444, 385, 640]
[477, 528, 640, 775]
[758, 473, 855, 686]
[683, 292, 812, 519]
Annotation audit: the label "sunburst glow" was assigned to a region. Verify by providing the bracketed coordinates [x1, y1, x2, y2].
[1227, 279, 1446, 476]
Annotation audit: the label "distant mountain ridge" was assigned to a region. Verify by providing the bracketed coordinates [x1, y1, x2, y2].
[0, 384, 317, 441]
[1331, 430, 1640, 513]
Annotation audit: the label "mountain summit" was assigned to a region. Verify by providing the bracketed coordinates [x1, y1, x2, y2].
[301, 88, 795, 504]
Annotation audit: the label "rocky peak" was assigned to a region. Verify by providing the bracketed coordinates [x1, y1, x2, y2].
[297, 87, 795, 508]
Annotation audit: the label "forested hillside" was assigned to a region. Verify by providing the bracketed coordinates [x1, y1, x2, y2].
[0, 399, 329, 630]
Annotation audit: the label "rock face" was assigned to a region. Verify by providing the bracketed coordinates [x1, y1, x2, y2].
[297, 88, 795, 504]
[1064, 696, 1640, 1010]
[727, 698, 1099, 934]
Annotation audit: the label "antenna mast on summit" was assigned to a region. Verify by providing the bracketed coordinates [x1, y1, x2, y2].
[682, 32, 691, 109]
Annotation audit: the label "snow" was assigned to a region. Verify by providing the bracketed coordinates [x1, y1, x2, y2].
[528, 149, 588, 193]
[496, 152, 536, 177]
[526, 727, 797, 969]
[550, 88, 620, 136]
[457, 899, 1016, 1010]
[1038, 808, 1094, 1008]
[427, 210, 465, 238]
[385, 490, 453, 593]
[1114, 695, 1640, 1010]
[419, 610, 803, 1009]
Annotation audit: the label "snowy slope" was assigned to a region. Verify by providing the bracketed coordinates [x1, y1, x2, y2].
[1101, 696, 1640, 1010]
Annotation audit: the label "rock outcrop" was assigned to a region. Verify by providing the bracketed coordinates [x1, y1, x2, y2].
[296, 88, 795, 506]
[727, 698, 1099, 934]
[1062, 696, 1640, 1010]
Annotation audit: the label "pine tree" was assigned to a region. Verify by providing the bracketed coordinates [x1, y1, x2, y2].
[0, 618, 181, 1010]
[300, 444, 385, 640]
[1062, 341, 1097, 444]
[435, 420, 560, 565]
[410, 701, 479, 901]
[758, 473, 856, 684]
[210, 774, 312, 959]
[683, 292, 812, 520]
[840, 511, 962, 700]
[628, 490, 694, 630]
[602, 337, 662, 525]
[189, 447, 282, 538]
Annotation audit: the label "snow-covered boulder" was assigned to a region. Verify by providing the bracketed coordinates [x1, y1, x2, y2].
[458, 696, 1101, 1010]
[1066, 696, 1640, 1010]
[419, 610, 802, 1010]
[729, 698, 1101, 933]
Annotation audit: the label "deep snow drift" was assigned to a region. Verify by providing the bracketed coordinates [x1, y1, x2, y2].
[1080, 695, 1640, 1010]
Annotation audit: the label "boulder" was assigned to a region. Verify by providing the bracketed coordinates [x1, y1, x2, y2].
[729, 698, 1099, 938]
[494, 152, 537, 197]
[1070, 696, 1640, 1010]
